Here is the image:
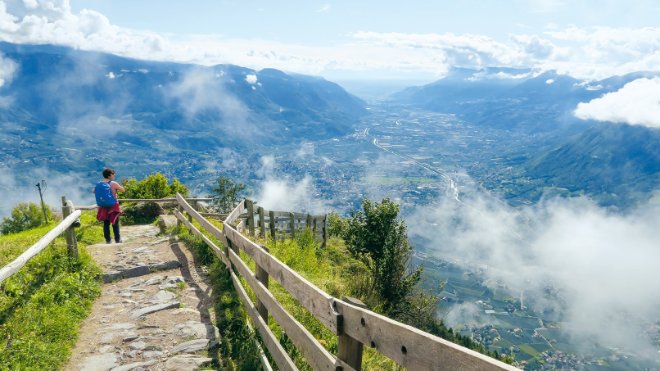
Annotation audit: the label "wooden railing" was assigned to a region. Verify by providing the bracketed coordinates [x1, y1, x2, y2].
[173, 194, 518, 371]
[0, 196, 80, 285]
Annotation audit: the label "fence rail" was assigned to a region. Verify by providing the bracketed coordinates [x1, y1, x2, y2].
[174, 194, 518, 371]
[0, 197, 80, 285]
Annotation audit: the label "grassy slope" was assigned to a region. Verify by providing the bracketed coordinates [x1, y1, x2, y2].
[0, 212, 103, 369]
[178, 220, 400, 370]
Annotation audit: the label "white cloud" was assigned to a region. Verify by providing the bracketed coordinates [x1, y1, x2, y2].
[409, 192, 660, 360]
[574, 77, 660, 128]
[0, 53, 17, 87]
[253, 155, 328, 213]
[0, 165, 93, 218]
[0, 1, 658, 81]
[245, 73, 257, 85]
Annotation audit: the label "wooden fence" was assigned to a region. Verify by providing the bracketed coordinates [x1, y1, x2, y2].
[0, 196, 80, 285]
[173, 194, 518, 371]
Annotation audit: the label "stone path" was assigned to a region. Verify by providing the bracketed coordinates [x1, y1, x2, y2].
[67, 221, 220, 371]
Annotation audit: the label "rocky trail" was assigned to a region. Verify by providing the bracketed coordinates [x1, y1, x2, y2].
[66, 219, 220, 371]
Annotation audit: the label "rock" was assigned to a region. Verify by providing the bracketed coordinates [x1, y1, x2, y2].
[141, 276, 166, 286]
[150, 260, 182, 271]
[103, 271, 123, 283]
[80, 353, 118, 371]
[100, 333, 117, 344]
[108, 323, 136, 331]
[98, 345, 114, 353]
[158, 215, 177, 233]
[122, 333, 139, 342]
[143, 350, 165, 359]
[173, 308, 200, 316]
[158, 276, 185, 290]
[128, 340, 146, 350]
[170, 339, 209, 354]
[122, 265, 151, 279]
[165, 355, 212, 370]
[174, 321, 210, 338]
[151, 290, 176, 304]
[130, 301, 180, 318]
[110, 360, 157, 371]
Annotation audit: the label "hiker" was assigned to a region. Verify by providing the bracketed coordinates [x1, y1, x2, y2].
[94, 168, 125, 244]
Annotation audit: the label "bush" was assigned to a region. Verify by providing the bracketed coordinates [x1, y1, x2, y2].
[0, 203, 52, 235]
[121, 202, 164, 225]
[326, 212, 348, 238]
[121, 173, 189, 199]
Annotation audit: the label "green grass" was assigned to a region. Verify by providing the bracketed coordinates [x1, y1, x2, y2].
[177, 221, 398, 370]
[0, 211, 102, 369]
[176, 221, 511, 369]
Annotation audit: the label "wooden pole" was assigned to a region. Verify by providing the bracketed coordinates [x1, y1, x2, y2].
[269, 210, 276, 242]
[338, 297, 368, 370]
[321, 215, 327, 249]
[0, 209, 81, 284]
[289, 212, 295, 239]
[258, 207, 265, 239]
[255, 244, 270, 321]
[61, 196, 78, 259]
[246, 199, 255, 236]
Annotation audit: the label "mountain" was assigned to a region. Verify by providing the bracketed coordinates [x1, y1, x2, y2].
[392, 67, 657, 133]
[390, 68, 660, 208]
[525, 123, 660, 207]
[0, 42, 366, 198]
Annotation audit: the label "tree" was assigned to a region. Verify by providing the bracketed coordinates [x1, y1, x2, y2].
[210, 176, 246, 213]
[1, 202, 53, 234]
[344, 198, 422, 315]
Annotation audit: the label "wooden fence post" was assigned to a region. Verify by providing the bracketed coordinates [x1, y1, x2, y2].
[61, 196, 78, 259]
[338, 297, 368, 370]
[188, 199, 195, 225]
[255, 244, 270, 321]
[321, 215, 327, 249]
[246, 199, 255, 236]
[269, 210, 276, 242]
[177, 204, 183, 228]
[258, 207, 265, 239]
[289, 212, 295, 239]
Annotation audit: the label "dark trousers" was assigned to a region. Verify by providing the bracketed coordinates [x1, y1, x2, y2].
[103, 220, 121, 243]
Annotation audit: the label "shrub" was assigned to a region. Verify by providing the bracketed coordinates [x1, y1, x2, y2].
[0, 203, 52, 235]
[121, 173, 189, 199]
[326, 212, 348, 238]
[121, 202, 163, 225]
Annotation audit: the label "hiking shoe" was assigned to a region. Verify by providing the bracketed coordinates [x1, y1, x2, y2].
[105, 240, 112, 244]
[115, 239, 123, 244]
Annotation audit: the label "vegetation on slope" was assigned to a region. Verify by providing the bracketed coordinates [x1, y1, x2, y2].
[176, 199, 513, 369]
[0, 211, 103, 369]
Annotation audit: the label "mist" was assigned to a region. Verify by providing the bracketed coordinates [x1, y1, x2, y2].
[0, 166, 94, 219]
[408, 190, 660, 359]
[251, 155, 328, 213]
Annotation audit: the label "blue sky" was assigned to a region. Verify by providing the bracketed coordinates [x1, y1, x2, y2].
[1, 1, 659, 82]
[69, 0, 660, 43]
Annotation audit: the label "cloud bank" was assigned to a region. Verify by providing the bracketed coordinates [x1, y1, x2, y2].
[409, 192, 660, 359]
[252, 156, 328, 213]
[0, 1, 658, 80]
[574, 77, 660, 128]
[0, 165, 93, 218]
